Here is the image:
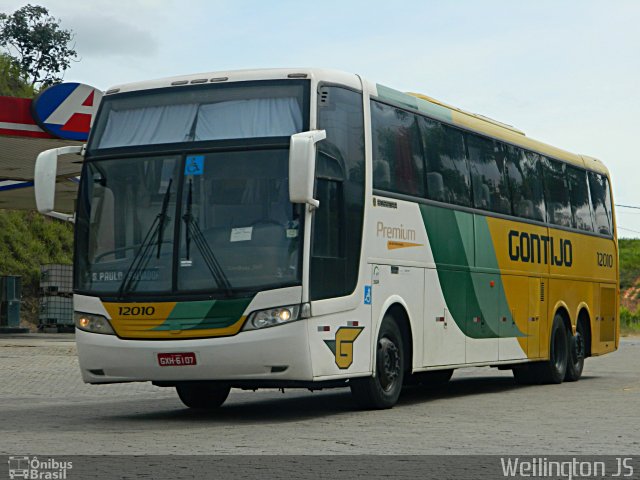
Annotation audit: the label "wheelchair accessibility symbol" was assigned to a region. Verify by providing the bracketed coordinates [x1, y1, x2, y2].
[185, 155, 204, 176]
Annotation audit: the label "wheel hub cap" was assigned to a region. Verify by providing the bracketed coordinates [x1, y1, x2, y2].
[378, 337, 400, 392]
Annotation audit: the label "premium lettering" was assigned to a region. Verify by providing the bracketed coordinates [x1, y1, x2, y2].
[376, 222, 416, 241]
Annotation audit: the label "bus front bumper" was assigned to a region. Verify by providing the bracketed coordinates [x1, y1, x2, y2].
[76, 320, 313, 384]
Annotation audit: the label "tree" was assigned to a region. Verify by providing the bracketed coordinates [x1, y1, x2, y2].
[0, 53, 34, 97]
[0, 4, 77, 88]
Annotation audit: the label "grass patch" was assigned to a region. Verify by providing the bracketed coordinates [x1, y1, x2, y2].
[620, 306, 640, 336]
[0, 210, 73, 324]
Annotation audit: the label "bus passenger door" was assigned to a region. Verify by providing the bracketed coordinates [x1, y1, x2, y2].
[423, 268, 465, 366]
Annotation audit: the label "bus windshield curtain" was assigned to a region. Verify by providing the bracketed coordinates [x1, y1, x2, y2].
[195, 97, 302, 140]
[97, 97, 302, 148]
[99, 104, 199, 148]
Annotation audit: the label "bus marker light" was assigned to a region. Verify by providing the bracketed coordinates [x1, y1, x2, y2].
[348, 321, 359, 327]
[435, 316, 445, 323]
[490, 281, 495, 287]
[318, 326, 330, 332]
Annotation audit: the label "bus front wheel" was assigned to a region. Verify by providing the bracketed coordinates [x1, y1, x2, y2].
[176, 382, 230, 409]
[350, 316, 404, 409]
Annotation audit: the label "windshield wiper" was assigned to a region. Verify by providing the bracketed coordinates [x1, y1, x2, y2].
[156, 178, 173, 258]
[117, 180, 172, 298]
[182, 178, 232, 295]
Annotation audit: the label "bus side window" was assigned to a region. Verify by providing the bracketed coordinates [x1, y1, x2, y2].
[419, 117, 471, 207]
[588, 171, 612, 236]
[567, 167, 594, 232]
[313, 178, 343, 258]
[313, 149, 344, 258]
[465, 133, 511, 214]
[505, 146, 546, 222]
[370, 101, 425, 197]
[541, 157, 572, 227]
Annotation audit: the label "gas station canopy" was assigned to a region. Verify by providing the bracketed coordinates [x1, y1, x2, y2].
[0, 83, 102, 212]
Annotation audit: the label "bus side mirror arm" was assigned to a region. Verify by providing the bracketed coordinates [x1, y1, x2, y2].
[289, 130, 326, 209]
[34, 145, 84, 223]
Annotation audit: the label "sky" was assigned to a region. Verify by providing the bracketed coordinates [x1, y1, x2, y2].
[2, 0, 639, 237]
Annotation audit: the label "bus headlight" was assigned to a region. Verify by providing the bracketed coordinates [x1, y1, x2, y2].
[244, 304, 309, 330]
[75, 312, 115, 335]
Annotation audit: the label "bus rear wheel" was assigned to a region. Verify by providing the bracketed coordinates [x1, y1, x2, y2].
[350, 316, 404, 409]
[565, 320, 586, 382]
[176, 382, 231, 409]
[534, 315, 569, 384]
[512, 315, 569, 385]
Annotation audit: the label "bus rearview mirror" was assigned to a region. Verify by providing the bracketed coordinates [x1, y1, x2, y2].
[34, 145, 83, 222]
[289, 130, 326, 208]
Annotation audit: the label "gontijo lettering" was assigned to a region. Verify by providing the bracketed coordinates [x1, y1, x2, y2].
[508, 230, 573, 267]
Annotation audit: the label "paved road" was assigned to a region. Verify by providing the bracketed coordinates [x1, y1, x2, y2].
[0, 334, 638, 455]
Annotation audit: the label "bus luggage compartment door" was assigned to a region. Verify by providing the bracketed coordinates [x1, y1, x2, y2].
[597, 284, 616, 354]
[423, 268, 465, 367]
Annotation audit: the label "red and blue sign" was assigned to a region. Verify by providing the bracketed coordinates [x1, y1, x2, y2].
[32, 83, 103, 141]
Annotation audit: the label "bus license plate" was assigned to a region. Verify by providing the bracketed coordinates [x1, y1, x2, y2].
[157, 352, 197, 367]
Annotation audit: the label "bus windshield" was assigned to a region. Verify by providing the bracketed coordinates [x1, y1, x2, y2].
[75, 150, 304, 296]
[75, 80, 310, 297]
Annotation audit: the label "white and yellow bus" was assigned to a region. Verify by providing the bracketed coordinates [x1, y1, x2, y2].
[35, 68, 618, 409]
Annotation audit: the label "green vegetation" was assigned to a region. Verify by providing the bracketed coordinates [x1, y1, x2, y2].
[0, 53, 35, 97]
[1, 4, 77, 88]
[0, 210, 73, 322]
[0, 4, 77, 326]
[619, 238, 640, 291]
[620, 306, 640, 335]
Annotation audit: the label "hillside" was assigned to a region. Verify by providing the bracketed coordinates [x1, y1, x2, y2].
[619, 239, 640, 289]
[619, 238, 640, 310]
[0, 210, 73, 324]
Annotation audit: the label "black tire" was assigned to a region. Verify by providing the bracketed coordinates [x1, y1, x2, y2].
[176, 382, 230, 409]
[565, 319, 586, 382]
[534, 314, 569, 384]
[417, 369, 453, 387]
[350, 316, 404, 409]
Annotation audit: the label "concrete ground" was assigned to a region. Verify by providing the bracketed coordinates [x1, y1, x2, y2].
[0, 333, 638, 455]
